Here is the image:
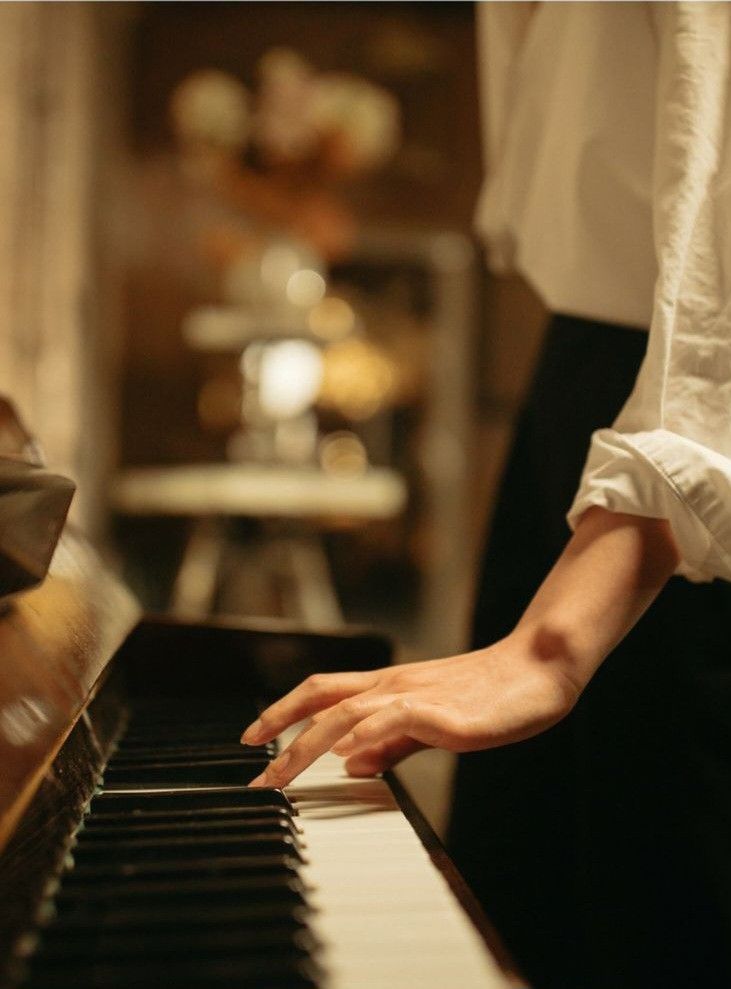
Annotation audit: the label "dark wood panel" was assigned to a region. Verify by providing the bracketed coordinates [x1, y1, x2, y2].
[119, 612, 392, 704]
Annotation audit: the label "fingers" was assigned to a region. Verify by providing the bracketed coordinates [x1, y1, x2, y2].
[247, 693, 392, 788]
[344, 737, 425, 777]
[250, 697, 441, 787]
[331, 697, 448, 759]
[241, 670, 380, 744]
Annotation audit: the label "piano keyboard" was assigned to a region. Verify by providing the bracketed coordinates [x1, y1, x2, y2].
[13, 700, 513, 989]
[18, 700, 322, 989]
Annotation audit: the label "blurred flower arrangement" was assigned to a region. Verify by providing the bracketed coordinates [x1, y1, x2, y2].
[255, 48, 400, 174]
[170, 51, 400, 260]
[168, 52, 415, 476]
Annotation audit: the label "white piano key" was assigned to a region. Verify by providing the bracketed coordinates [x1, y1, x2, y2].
[282, 740, 513, 989]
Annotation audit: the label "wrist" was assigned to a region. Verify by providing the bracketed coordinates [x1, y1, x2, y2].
[509, 620, 591, 697]
[493, 627, 585, 720]
[509, 508, 677, 693]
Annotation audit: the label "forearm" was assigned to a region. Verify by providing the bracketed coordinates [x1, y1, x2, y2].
[511, 506, 680, 693]
[243, 507, 681, 785]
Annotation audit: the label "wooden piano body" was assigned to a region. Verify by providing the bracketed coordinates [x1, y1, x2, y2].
[0, 407, 518, 989]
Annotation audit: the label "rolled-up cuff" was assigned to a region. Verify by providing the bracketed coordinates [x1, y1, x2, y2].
[567, 428, 731, 582]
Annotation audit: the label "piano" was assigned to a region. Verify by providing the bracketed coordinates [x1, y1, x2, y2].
[0, 401, 521, 989]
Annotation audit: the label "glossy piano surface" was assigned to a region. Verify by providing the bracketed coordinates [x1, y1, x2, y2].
[0, 398, 113, 847]
[0, 528, 140, 850]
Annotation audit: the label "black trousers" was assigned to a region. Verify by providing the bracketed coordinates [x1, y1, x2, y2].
[447, 314, 731, 989]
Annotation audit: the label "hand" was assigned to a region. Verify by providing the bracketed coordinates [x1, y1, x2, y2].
[242, 508, 680, 788]
[241, 633, 580, 788]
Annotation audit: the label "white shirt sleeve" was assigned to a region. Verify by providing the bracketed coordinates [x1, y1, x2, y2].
[567, 2, 731, 581]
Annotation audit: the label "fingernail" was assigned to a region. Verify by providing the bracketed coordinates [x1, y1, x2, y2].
[345, 760, 379, 778]
[248, 771, 267, 787]
[332, 732, 355, 755]
[241, 719, 263, 744]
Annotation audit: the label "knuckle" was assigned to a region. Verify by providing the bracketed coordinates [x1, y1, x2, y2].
[393, 696, 413, 715]
[341, 697, 367, 720]
[304, 673, 328, 693]
[388, 668, 410, 689]
[285, 742, 302, 763]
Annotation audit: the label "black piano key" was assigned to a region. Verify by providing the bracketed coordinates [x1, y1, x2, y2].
[77, 814, 298, 840]
[125, 700, 260, 723]
[35, 924, 319, 963]
[114, 737, 260, 750]
[108, 743, 274, 761]
[121, 721, 252, 739]
[26, 953, 322, 988]
[108, 750, 269, 765]
[92, 785, 296, 814]
[69, 832, 303, 865]
[101, 758, 270, 787]
[114, 738, 273, 757]
[82, 805, 294, 827]
[62, 852, 301, 883]
[125, 697, 259, 715]
[53, 872, 309, 908]
[118, 733, 255, 748]
[121, 709, 242, 724]
[45, 900, 312, 933]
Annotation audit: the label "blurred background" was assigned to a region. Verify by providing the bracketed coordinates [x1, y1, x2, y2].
[0, 0, 546, 833]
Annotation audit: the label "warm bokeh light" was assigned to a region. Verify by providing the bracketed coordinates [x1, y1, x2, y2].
[170, 69, 251, 152]
[307, 296, 357, 341]
[260, 244, 305, 292]
[286, 269, 327, 307]
[319, 337, 396, 420]
[258, 339, 323, 419]
[318, 430, 368, 476]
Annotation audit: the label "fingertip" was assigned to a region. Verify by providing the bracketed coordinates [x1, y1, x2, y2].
[241, 718, 263, 744]
[344, 756, 383, 778]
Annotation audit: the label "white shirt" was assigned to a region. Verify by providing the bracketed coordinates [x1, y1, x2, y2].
[476, 2, 731, 582]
